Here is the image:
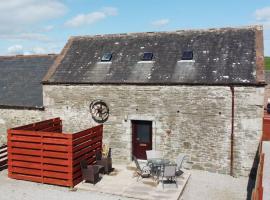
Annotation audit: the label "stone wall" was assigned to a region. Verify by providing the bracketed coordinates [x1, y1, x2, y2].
[43, 85, 264, 176]
[0, 109, 45, 146]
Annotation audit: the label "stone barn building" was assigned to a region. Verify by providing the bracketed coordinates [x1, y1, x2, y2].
[0, 55, 57, 145]
[9, 25, 263, 177]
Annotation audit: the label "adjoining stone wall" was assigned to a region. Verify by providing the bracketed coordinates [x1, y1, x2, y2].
[43, 85, 264, 176]
[234, 87, 264, 176]
[0, 109, 45, 146]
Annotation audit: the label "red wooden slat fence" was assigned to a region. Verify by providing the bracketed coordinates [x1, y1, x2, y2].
[252, 152, 264, 200]
[263, 114, 270, 141]
[8, 118, 102, 187]
[0, 144, 8, 171]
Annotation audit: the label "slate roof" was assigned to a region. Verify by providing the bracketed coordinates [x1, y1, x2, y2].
[43, 25, 265, 85]
[0, 55, 57, 108]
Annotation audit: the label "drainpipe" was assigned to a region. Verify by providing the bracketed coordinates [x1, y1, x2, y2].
[230, 86, 235, 176]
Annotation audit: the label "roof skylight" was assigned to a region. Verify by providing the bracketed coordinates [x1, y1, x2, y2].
[181, 51, 193, 60]
[142, 52, 153, 61]
[101, 53, 112, 62]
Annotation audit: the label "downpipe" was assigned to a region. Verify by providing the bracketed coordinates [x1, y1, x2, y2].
[230, 86, 235, 176]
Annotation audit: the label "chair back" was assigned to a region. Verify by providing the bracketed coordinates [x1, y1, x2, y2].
[133, 156, 142, 172]
[176, 154, 188, 170]
[80, 159, 88, 170]
[146, 150, 162, 160]
[163, 165, 176, 177]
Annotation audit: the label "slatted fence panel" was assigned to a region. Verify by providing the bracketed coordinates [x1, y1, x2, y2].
[263, 115, 270, 141]
[8, 118, 73, 187]
[72, 125, 103, 186]
[252, 153, 264, 200]
[8, 118, 103, 187]
[12, 118, 62, 133]
[0, 144, 8, 171]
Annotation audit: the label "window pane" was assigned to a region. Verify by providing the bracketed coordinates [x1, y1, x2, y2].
[137, 124, 150, 143]
[181, 51, 193, 60]
[142, 52, 153, 61]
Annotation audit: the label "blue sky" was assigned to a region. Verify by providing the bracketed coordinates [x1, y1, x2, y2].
[1, 0, 270, 55]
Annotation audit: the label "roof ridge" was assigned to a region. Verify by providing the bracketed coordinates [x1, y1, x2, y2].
[70, 24, 263, 40]
[0, 54, 58, 60]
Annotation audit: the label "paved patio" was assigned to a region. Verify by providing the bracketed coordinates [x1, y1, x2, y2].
[76, 163, 191, 200]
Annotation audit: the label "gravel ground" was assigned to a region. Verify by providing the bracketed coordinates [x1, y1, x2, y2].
[181, 170, 250, 200]
[0, 170, 135, 200]
[0, 169, 251, 200]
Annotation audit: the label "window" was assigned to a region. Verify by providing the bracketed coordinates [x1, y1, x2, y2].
[142, 52, 153, 61]
[101, 53, 112, 62]
[181, 50, 193, 60]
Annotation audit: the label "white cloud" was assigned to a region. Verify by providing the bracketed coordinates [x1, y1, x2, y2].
[0, 0, 67, 34]
[151, 19, 170, 27]
[0, 33, 51, 42]
[42, 25, 55, 32]
[32, 47, 47, 54]
[255, 7, 270, 21]
[7, 45, 55, 55]
[65, 7, 118, 28]
[7, 45, 24, 55]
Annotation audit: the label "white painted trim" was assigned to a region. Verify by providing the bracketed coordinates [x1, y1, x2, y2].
[137, 61, 155, 64]
[177, 60, 195, 63]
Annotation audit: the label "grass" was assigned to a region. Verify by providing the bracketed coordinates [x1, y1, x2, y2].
[266, 57, 270, 70]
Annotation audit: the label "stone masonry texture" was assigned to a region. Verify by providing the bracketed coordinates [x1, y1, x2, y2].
[0, 109, 45, 146]
[41, 85, 264, 177]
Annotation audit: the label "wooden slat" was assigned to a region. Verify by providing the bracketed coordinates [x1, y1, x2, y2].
[43, 151, 68, 159]
[9, 135, 41, 143]
[0, 148, 7, 155]
[12, 118, 61, 131]
[73, 132, 101, 146]
[43, 144, 70, 152]
[9, 148, 42, 156]
[9, 142, 42, 150]
[0, 165, 7, 171]
[9, 130, 71, 139]
[10, 154, 40, 162]
[9, 173, 42, 183]
[12, 167, 41, 176]
[40, 125, 62, 133]
[43, 177, 70, 187]
[0, 159, 7, 166]
[43, 158, 69, 166]
[0, 144, 7, 150]
[0, 153, 7, 160]
[43, 164, 71, 173]
[42, 138, 70, 145]
[73, 136, 102, 152]
[72, 125, 102, 139]
[43, 170, 69, 179]
[10, 161, 42, 169]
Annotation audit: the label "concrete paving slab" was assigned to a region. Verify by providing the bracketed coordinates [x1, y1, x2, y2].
[76, 164, 191, 200]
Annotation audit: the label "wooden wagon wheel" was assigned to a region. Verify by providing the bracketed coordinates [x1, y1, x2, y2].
[89, 100, 109, 123]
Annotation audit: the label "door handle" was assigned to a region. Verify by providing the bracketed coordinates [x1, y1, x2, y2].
[139, 144, 147, 147]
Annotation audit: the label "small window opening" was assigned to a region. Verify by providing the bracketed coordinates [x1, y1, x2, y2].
[142, 52, 153, 61]
[181, 51, 193, 60]
[101, 53, 112, 62]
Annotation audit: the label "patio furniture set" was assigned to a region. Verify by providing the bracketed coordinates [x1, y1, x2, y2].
[80, 148, 113, 184]
[133, 150, 189, 189]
